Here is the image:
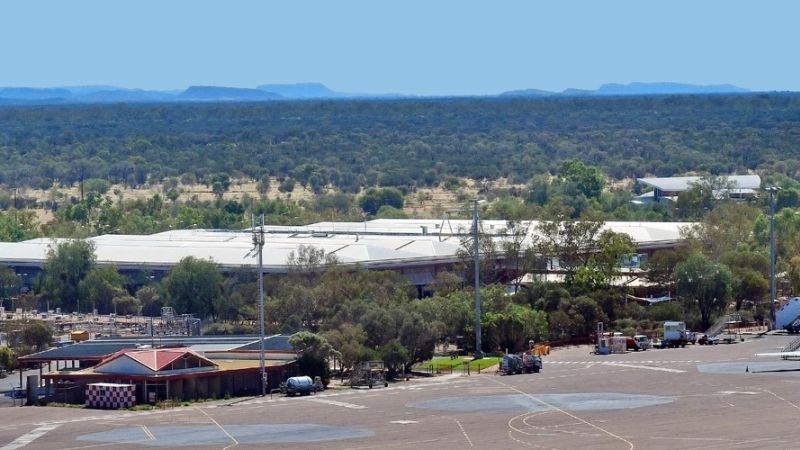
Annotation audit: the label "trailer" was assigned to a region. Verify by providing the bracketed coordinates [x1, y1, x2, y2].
[659, 321, 689, 348]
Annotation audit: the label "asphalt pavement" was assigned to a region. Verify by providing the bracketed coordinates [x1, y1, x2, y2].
[2, 334, 800, 449]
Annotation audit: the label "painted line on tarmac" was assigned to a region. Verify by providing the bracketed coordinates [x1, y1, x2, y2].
[305, 398, 367, 409]
[490, 378, 635, 450]
[342, 437, 440, 450]
[601, 362, 686, 373]
[451, 417, 473, 447]
[548, 360, 701, 365]
[0, 423, 62, 450]
[762, 389, 800, 412]
[193, 407, 238, 450]
[140, 425, 155, 441]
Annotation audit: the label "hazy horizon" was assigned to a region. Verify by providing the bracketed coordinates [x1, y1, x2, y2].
[1, 1, 798, 96]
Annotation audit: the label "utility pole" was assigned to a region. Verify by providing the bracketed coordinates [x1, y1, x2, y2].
[767, 186, 779, 330]
[473, 199, 483, 359]
[251, 215, 267, 396]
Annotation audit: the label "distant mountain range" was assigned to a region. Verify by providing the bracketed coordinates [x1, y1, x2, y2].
[499, 82, 751, 98]
[0, 82, 758, 105]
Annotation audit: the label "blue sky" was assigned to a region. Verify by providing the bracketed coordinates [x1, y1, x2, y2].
[1, 1, 797, 95]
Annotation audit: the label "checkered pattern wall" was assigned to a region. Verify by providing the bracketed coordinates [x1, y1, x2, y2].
[85, 384, 136, 409]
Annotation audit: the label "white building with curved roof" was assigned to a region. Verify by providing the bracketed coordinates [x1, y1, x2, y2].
[0, 219, 692, 289]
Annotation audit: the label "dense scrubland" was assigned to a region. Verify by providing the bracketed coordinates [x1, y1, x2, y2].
[2, 94, 800, 376]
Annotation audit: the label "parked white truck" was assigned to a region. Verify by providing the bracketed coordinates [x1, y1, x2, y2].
[659, 321, 689, 348]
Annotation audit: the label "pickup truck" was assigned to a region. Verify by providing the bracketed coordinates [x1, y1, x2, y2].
[624, 336, 649, 351]
[633, 335, 650, 350]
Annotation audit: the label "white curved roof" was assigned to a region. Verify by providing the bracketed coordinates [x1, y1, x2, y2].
[0, 219, 691, 272]
[637, 175, 760, 192]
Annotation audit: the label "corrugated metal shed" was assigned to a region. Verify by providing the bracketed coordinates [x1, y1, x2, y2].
[19, 335, 294, 363]
[18, 342, 139, 362]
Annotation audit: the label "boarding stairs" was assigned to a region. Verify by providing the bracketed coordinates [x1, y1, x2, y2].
[704, 313, 742, 338]
[782, 336, 800, 353]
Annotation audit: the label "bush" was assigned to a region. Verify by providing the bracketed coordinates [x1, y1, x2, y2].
[204, 322, 258, 335]
[0, 347, 15, 370]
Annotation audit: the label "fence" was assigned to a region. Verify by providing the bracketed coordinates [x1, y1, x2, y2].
[419, 360, 496, 376]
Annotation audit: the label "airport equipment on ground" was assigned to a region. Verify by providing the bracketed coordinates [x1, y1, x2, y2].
[348, 361, 388, 388]
[659, 321, 689, 348]
[499, 351, 542, 375]
[70, 330, 90, 342]
[280, 376, 315, 396]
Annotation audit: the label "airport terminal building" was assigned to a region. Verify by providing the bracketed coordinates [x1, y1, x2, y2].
[0, 219, 690, 295]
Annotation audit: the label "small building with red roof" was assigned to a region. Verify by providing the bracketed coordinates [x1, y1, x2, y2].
[31, 336, 299, 405]
[94, 348, 217, 376]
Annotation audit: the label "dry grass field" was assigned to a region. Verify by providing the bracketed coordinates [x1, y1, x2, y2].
[16, 176, 522, 226]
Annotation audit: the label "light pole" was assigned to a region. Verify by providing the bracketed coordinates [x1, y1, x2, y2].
[766, 186, 780, 330]
[251, 215, 267, 396]
[472, 199, 483, 359]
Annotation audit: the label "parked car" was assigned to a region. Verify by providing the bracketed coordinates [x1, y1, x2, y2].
[697, 334, 719, 345]
[633, 335, 651, 350]
[283, 376, 315, 396]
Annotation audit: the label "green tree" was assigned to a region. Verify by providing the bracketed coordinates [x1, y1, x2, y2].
[484, 303, 548, 352]
[78, 266, 125, 314]
[380, 339, 408, 379]
[289, 331, 339, 386]
[376, 205, 407, 219]
[398, 312, 436, 366]
[112, 294, 141, 315]
[256, 174, 271, 196]
[162, 257, 223, 320]
[644, 249, 687, 287]
[591, 230, 636, 283]
[21, 322, 53, 351]
[546, 295, 604, 340]
[674, 175, 735, 220]
[358, 187, 404, 216]
[560, 159, 605, 199]
[674, 253, 733, 329]
[0, 209, 40, 242]
[684, 202, 760, 259]
[789, 255, 800, 296]
[0, 266, 19, 310]
[535, 213, 604, 282]
[278, 177, 296, 193]
[42, 240, 96, 312]
[211, 173, 231, 199]
[83, 178, 111, 196]
[136, 285, 164, 317]
[323, 323, 369, 370]
[501, 220, 541, 293]
[0, 347, 15, 370]
[429, 272, 463, 296]
[721, 249, 768, 311]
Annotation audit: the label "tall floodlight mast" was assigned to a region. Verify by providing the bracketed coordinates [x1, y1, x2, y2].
[251, 215, 267, 396]
[767, 186, 780, 330]
[473, 199, 483, 359]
